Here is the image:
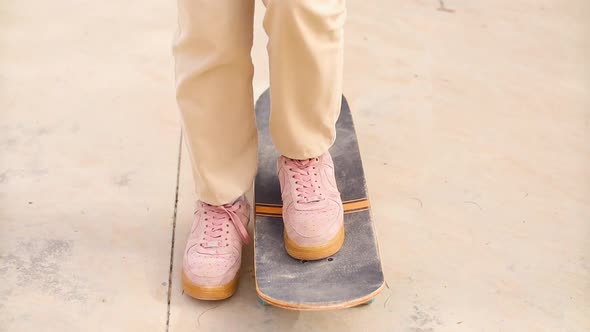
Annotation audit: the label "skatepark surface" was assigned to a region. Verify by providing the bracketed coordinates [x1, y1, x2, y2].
[1, 0, 589, 331]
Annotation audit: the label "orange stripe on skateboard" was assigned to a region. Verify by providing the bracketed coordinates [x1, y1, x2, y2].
[255, 205, 283, 215]
[343, 199, 370, 211]
[255, 199, 370, 216]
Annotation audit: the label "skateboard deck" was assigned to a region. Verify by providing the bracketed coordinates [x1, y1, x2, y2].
[253, 89, 385, 310]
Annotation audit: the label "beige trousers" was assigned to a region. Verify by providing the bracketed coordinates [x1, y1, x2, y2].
[173, 0, 346, 205]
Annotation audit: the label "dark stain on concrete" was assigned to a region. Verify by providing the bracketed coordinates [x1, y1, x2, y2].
[1, 138, 17, 148]
[70, 123, 80, 133]
[36, 127, 52, 136]
[114, 172, 133, 187]
[407, 305, 442, 332]
[0, 171, 8, 183]
[0, 239, 87, 302]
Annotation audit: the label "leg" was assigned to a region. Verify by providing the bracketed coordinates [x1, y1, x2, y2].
[263, 0, 347, 260]
[173, 0, 255, 300]
[174, 0, 257, 205]
[263, 0, 346, 159]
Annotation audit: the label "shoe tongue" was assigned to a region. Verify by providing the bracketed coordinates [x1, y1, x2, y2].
[290, 157, 318, 169]
[294, 159, 310, 167]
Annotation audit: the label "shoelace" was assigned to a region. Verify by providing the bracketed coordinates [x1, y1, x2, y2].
[198, 200, 251, 248]
[285, 157, 326, 204]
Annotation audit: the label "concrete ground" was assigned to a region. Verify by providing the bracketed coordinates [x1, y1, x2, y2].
[1, 0, 589, 331]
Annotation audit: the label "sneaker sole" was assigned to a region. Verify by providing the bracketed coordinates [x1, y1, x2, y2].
[182, 272, 239, 300]
[284, 225, 345, 260]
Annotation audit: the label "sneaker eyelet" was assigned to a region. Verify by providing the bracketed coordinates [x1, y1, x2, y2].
[226, 244, 229, 247]
[226, 224, 229, 227]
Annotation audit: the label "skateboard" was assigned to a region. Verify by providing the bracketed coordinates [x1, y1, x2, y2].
[253, 89, 385, 310]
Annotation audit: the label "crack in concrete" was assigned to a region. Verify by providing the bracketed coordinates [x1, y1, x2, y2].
[165, 130, 183, 332]
[197, 304, 222, 327]
[437, 0, 455, 13]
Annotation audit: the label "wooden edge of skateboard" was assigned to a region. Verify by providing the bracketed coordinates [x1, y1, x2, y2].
[254, 281, 386, 311]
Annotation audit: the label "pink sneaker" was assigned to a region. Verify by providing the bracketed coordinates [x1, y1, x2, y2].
[278, 152, 344, 260]
[182, 197, 251, 300]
